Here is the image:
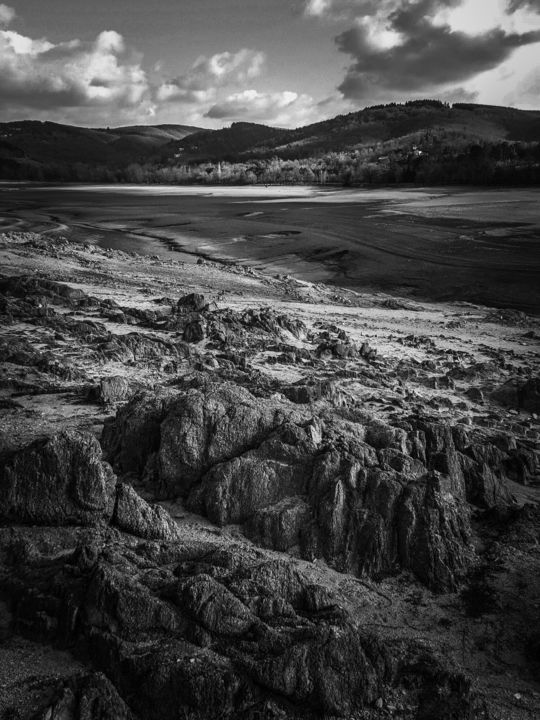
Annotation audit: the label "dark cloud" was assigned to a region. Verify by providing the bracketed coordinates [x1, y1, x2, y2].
[336, 0, 540, 100]
[506, 0, 540, 12]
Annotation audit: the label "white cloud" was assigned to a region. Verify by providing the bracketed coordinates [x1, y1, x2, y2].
[205, 89, 321, 127]
[0, 23, 154, 123]
[0, 3, 14, 26]
[156, 48, 265, 104]
[304, 0, 333, 16]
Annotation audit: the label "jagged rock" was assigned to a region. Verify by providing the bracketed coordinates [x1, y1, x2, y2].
[465, 387, 484, 403]
[240, 307, 308, 340]
[104, 384, 532, 587]
[396, 473, 471, 590]
[183, 317, 206, 343]
[156, 383, 293, 497]
[99, 333, 186, 365]
[520, 377, 540, 412]
[283, 380, 344, 405]
[101, 389, 176, 476]
[104, 384, 478, 590]
[491, 376, 540, 413]
[33, 672, 136, 720]
[113, 483, 181, 541]
[177, 292, 208, 312]
[0, 431, 116, 526]
[0, 507, 486, 720]
[177, 573, 256, 636]
[245, 496, 312, 552]
[316, 338, 376, 361]
[90, 376, 132, 404]
[80, 546, 389, 719]
[189, 423, 316, 526]
[0, 275, 88, 304]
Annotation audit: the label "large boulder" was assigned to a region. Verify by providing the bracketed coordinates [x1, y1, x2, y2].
[0, 431, 116, 526]
[101, 390, 176, 476]
[156, 383, 293, 497]
[188, 423, 317, 525]
[491, 376, 540, 413]
[91, 376, 133, 405]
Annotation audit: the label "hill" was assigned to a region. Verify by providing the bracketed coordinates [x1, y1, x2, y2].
[169, 101, 540, 163]
[0, 121, 203, 179]
[1, 101, 539, 184]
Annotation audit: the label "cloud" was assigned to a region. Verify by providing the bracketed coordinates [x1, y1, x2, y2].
[156, 49, 265, 104]
[0, 3, 14, 26]
[437, 86, 479, 103]
[507, 0, 540, 12]
[205, 89, 319, 127]
[504, 66, 540, 107]
[334, 0, 540, 101]
[0, 25, 153, 122]
[303, 0, 386, 20]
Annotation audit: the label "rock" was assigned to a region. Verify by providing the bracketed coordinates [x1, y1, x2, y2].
[240, 307, 308, 340]
[177, 574, 255, 636]
[492, 376, 540, 413]
[101, 389, 176, 476]
[104, 383, 478, 590]
[90, 376, 132, 404]
[183, 317, 206, 343]
[191, 426, 315, 525]
[177, 293, 208, 312]
[283, 380, 344, 405]
[245, 497, 312, 552]
[465, 387, 484, 403]
[0, 431, 116, 526]
[33, 672, 136, 720]
[156, 383, 291, 497]
[519, 377, 540, 413]
[0, 275, 88, 304]
[113, 483, 181, 542]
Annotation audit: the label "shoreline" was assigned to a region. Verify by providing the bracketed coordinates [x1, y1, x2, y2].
[1, 183, 540, 314]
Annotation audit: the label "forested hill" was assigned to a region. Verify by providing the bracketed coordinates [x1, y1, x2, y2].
[170, 101, 540, 163]
[1, 101, 540, 184]
[0, 121, 202, 177]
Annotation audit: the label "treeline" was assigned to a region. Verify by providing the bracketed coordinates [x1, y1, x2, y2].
[2, 132, 540, 186]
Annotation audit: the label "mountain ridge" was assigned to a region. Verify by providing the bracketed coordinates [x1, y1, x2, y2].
[1, 101, 539, 182]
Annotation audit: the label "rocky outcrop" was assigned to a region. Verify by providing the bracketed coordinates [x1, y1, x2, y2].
[32, 672, 135, 720]
[113, 482, 181, 542]
[0, 431, 116, 526]
[90, 376, 133, 405]
[492, 376, 540, 413]
[239, 307, 308, 340]
[0, 431, 184, 546]
[176, 292, 208, 312]
[155, 383, 297, 497]
[103, 382, 487, 591]
[0, 520, 484, 720]
[101, 389, 176, 477]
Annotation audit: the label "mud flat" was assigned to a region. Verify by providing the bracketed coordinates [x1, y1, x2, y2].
[1, 184, 539, 313]
[0, 227, 540, 719]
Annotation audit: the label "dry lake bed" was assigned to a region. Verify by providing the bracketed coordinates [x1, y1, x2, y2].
[1, 183, 539, 313]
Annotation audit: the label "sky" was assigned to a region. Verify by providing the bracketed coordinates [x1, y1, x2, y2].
[0, 0, 539, 128]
